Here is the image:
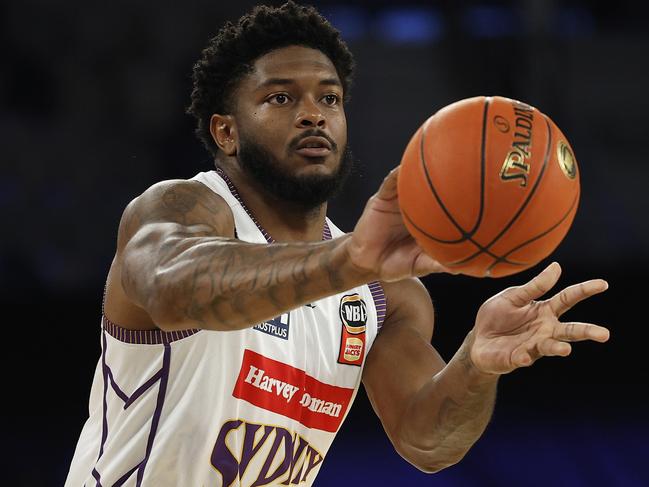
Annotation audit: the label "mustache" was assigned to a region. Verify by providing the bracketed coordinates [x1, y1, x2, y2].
[288, 129, 338, 152]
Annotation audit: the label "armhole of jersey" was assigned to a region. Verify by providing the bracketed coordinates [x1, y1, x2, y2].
[101, 282, 200, 345]
[102, 315, 201, 345]
[367, 281, 387, 332]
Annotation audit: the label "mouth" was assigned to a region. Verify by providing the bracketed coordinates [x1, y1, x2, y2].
[294, 136, 333, 158]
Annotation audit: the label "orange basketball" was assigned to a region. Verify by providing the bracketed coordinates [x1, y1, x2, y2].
[398, 96, 580, 278]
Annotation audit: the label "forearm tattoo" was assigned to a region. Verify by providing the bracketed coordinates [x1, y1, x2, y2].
[429, 336, 496, 457]
[122, 183, 360, 330]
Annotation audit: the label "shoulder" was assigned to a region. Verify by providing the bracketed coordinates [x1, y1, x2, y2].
[116, 178, 235, 249]
[127, 178, 227, 219]
[380, 278, 435, 341]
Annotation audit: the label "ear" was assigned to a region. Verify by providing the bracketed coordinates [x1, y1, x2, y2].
[210, 114, 238, 156]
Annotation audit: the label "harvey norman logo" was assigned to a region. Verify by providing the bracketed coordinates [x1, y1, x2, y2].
[232, 349, 353, 432]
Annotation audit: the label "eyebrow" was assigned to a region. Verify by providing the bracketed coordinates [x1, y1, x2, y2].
[257, 77, 342, 89]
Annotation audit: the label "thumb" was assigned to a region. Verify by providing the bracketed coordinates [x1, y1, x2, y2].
[376, 166, 400, 201]
[412, 250, 457, 276]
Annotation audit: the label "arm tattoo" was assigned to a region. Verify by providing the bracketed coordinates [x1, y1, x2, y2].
[400, 334, 497, 469]
[162, 187, 198, 215]
[122, 181, 363, 331]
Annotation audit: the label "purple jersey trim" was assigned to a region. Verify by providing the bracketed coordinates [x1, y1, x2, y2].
[123, 369, 164, 409]
[136, 343, 171, 485]
[112, 464, 138, 486]
[214, 167, 333, 242]
[92, 468, 101, 486]
[215, 167, 274, 243]
[102, 315, 200, 345]
[214, 168, 384, 331]
[92, 330, 172, 486]
[106, 366, 129, 403]
[91, 330, 111, 486]
[323, 219, 333, 240]
[368, 281, 387, 331]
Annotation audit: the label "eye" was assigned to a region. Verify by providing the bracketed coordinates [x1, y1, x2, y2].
[267, 93, 291, 105]
[322, 94, 340, 106]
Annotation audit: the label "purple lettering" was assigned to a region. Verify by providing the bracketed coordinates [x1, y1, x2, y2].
[210, 420, 325, 486]
[252, 427, 292, 486]
[282, 435, 309, 485]
[210, 420, 243, 487]
[301, 446, 324, 482]
[239, 423, 273, 478]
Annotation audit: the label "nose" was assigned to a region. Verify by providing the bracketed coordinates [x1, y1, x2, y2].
[295, 99, 326, 129]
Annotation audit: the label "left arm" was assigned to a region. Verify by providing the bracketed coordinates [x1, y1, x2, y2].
[363, 263, 609, 473]
[363, 278, 497, 473]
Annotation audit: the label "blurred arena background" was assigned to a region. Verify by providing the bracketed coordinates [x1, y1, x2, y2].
[1, 0, 648, 485]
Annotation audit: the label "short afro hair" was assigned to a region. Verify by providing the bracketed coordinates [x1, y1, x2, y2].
[187, 1, 355, 158]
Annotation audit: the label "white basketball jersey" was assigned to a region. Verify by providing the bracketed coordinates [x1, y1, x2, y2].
[66, 170, 386, 487]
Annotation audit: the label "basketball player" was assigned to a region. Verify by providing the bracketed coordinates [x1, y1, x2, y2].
[66, 3, 609, 486]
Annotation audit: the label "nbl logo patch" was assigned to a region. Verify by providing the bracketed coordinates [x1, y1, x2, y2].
[337, 294, 367, 366]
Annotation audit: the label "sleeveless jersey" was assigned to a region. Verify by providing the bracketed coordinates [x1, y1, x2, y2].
[66, 170, 386, 487]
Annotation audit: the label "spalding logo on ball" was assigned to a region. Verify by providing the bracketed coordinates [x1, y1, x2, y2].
[398, 95, 580, 278]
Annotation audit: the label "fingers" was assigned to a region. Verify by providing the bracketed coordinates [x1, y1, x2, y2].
[505, 262, 562, 307]
[510, 321, 610, 369]
[553, 321, 610, 343]
[510, 346, 540, 368]
[538, 338, 572, 357]
[511, 338, 572, 368]
[549, 279, 609, 317]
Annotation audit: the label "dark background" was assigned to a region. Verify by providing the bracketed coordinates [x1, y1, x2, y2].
[2, 0, 648, 485]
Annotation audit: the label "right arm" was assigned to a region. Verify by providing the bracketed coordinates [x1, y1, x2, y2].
[117, 180, 365, 331]
[117, 168, 446, 332]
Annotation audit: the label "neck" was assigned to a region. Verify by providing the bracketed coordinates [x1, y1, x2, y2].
[217, 164, 327, 243]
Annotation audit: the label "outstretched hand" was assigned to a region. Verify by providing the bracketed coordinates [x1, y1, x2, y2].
[470, 262, 610, 375]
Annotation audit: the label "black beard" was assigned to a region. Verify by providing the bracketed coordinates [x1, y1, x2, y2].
[237, 131, 354, 211]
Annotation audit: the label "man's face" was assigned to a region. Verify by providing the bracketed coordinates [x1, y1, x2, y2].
[231, 45, 351, 208]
